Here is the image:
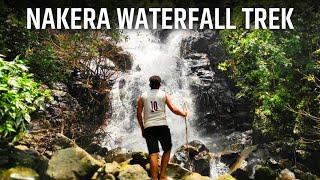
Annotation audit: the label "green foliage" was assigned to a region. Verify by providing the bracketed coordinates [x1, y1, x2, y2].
[220, 29, 295, 138]
[219, 2, 320, 146]
[0, 1, 122, 84]
[0, 56, 52, 142]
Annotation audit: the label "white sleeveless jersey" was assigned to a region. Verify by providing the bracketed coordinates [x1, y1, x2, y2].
[141, 89, 167, 129]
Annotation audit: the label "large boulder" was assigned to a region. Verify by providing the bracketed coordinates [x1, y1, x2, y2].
[0, 145, 48, 176]
[172, 140, 212, 176]
[130, 152, 150, 169]
[278, 169, 296, 180]
[1, 166, 39, 180]
[118, 164, 149, 180]
[166, 163, 211, 180]
[46, 147, 103, 179]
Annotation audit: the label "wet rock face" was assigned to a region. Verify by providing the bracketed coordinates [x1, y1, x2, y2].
[172, 140, 212, 176]
[180, 30, 251, 133]
[33, 82, 81, 129]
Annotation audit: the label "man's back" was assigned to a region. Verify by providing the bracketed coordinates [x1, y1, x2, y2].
[136, 75, 187, 180]
[141, 89, 167, 128]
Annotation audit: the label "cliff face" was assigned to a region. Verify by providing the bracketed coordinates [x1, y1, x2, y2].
[180, 29, 251, 134]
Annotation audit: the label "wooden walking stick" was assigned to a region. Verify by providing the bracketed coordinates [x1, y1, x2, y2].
[183, 100, 190, 168]
[184, 102, 189, 147]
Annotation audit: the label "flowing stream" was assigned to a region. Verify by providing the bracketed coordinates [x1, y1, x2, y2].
[103, 29, 228, 179]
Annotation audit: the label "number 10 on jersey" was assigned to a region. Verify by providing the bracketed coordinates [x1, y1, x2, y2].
[150, 101, 158, 112]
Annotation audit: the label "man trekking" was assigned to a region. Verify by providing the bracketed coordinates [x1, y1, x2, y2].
[137, 75, 188, 180]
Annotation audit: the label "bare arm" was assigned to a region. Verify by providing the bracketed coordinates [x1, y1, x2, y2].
[165, 94, 187, 117]
[137, 96, 145, 137]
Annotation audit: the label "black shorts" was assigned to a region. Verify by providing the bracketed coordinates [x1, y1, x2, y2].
[144, 125, 172, 154]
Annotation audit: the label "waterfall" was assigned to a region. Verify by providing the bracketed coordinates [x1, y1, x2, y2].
[103, 29, 199, 151]
[102, 29, 229, 179]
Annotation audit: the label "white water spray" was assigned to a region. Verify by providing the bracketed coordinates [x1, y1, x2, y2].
[103, 29, 229, 179]
[104, 29, 199, 151]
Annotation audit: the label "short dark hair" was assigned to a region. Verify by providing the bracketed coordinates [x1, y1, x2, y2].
[149, 75, 161, 89]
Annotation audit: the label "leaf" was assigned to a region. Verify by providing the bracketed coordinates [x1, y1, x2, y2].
[24, 113, 31, 123]
[8, 77, 20, 87]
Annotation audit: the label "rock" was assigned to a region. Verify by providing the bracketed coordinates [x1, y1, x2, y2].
[172, 140, 212, 176]
[1, 166, 39, 180]
[104, 173, 116, 180]
[118, 164, 149, 180]
[220, 151, 240, 167]
[51, 89, 67, 97]
[182, 172, 211, 180]
[1, 145, 49, 176]
[46, 147, 103, 179]
[302, 151, 320, 176]
[52, 133, 77, 150]
[231, 169, 250, 180]
[208, 43, 226, 63]
[166, 163, 194, 179]
[85, 141, 108, 156]
[225, 130, 253, 151]
[130, 152, 149, 169]
[105, 161, 121, 174]
[105, 148, 132, 163]
[217, 173, 237, 180]
[51, 82, 68, 92]
[180, 30, 251, 133]
[189, 140, 210, 154]
[267, 158, 282, 170]
[245, 144, 272, 177]
[190, 36, 211, 53]
[300, 172, 318, 180]
[193, 151, 211, 176]
[278, 169, 296, 180]
[291, 168, 317, 180]
[254, 166, 276, 180]
[111, 51, 133, 71]
[0, 147, 9, 167]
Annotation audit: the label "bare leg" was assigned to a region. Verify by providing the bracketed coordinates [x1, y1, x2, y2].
[159, 150, 171, 180]
[150, 153, 159, 180]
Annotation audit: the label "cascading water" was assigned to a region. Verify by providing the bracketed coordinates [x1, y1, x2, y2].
[103, 29, 229, 179]
[104, 29, 199, 150]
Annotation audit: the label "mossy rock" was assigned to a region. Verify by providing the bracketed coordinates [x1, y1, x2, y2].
[217, 173, 237, 180]
[46, 147, 103, 179]
[1, 166, 39, 180]
[182, 172, 211, 180]
[254, 166, 276, 180]
[117, 164, 149, 180]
